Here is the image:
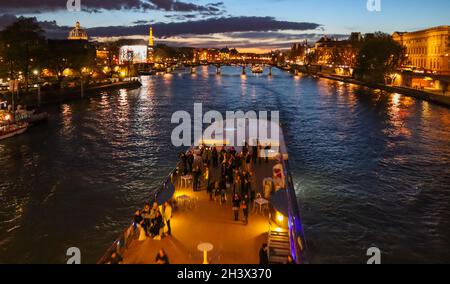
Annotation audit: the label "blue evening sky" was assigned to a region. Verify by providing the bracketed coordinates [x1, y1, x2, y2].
[31, 0, 449, 34]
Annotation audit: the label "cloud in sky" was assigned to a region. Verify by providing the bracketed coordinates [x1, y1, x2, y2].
[87, 17, 326, 52]
[165, 13, 199, 21]
[0, 14, 324, 51]
[0, 14, 321, 37]
[0, 0, 225, 15]
[132, 20, 154, 25]
[86, 16, 321, 37]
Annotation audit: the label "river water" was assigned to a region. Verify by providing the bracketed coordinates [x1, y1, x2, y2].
[0, 66, 449, 264]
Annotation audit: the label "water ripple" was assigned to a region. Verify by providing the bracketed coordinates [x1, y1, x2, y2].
[0, 67, 449, 263]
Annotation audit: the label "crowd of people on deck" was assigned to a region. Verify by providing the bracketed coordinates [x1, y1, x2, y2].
[106, 140, 289, 264]
[106, 201, 173, 264]
[178, 141, 271, 224]
[133, 201, 173, 241]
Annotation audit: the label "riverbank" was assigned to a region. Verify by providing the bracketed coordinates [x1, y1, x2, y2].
[288, 68, 450, 108]
[322, 74, 450, 107]
[1, 80, 142, 109]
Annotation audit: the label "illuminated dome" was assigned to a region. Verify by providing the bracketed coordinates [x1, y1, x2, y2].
[68, 21, 88, 40]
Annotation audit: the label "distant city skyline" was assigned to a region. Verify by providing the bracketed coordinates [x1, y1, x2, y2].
[0, 0, 449, 52]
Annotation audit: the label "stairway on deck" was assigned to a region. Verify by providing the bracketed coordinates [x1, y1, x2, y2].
[268, 227, 291, 264]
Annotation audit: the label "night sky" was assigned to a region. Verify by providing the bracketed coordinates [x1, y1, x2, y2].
[0, 0, 449, 52]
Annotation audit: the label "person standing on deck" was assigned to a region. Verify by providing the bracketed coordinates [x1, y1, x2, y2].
[151, 210, 164, 239]
[142, 203, 151, 236]
[133, 210, 145, 240]
[233, 172, 241, 195]
[239, 152, 246, 171]
[259, 243, 269, 264]
[232, 193, 241, 221]
[212, 145, 218, 168]
[230, 146, 236, 157]
[187, 151, 193, 173]
[244, 172, 251, 197]
[192, 151, 203, 192]
[133, 210, 144, 229]
[150, 202, 159, 219]
[207, 179, 215, 201]
[243, 151, 248, 171]
[163, 202, 172, 237]
[179, 151, 187, 175]
[148, 202, 159, 234]
[220, 146, 227, 169]
[219, 175, 227, 205]
[221, 153, 227, 177]
[264, 144, 271, 163]
[235, 152, 241, 171]
[243, 141, 249, 156]
[202, 145, 208, 165]
[204, 164, 210, 193]
[205, 146, 211, 166]
[245, 152, 252, 172]
[207, 146, 212, 166]
[241, 194, 249, 224]
[252, 142, 258, 164]
[258, 141, 263, 164]
[248, 171, 256, 206]
[240, 171, 250, 196]
[227, 155, 235, 184]
[213, 180, 221, 202]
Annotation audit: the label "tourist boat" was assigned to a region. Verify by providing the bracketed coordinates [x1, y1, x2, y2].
[98, 121, 307, 264]
[0, 122, 28, 141]
[251, 65, 264, 74]
[0, 108, 47, 141]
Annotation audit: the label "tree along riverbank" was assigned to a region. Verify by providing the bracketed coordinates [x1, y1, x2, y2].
[0, 80, 142, 109]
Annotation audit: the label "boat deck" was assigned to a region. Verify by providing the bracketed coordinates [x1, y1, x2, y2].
[122, 160, 279, 264]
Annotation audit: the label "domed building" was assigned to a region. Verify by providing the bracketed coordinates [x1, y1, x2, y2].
[68, 21, 88, 41]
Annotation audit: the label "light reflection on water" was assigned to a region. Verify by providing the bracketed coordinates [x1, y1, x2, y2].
[0, 66, 449, 264]
[61, 104, 73, 138]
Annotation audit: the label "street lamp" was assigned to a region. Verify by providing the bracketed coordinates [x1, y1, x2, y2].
[33, 69, 41, 106]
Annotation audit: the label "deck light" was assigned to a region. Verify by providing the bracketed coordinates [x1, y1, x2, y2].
[276, 212, 284, 223]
